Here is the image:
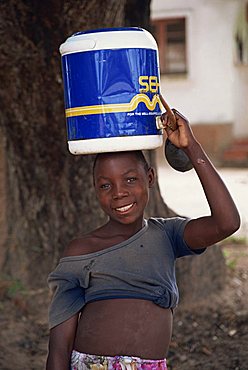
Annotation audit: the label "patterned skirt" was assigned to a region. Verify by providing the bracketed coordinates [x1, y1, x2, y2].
[71, 350, 167, 370]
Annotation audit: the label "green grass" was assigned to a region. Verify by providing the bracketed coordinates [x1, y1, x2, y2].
[222, 249, 237, 271]
[0, 274, 26, 298]
[220, 235, 247, 246]
[7, 279, 25, 297]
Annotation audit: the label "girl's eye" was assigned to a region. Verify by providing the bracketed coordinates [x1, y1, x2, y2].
[100, 183, 110, 190]
[127, 177, 137, 183]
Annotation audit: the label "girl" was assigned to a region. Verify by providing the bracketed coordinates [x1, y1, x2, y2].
[46, 110, 240, 370]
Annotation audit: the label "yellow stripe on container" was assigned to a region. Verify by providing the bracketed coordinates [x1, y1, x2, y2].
[65, 94, 162, 118]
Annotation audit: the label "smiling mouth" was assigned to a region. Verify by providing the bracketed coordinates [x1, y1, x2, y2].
[115, 203, 135, 213]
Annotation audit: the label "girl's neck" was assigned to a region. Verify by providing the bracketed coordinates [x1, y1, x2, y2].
[104, 217, 145, 239]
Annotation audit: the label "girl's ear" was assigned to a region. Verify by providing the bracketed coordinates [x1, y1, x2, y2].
[147, 167, 156, 188]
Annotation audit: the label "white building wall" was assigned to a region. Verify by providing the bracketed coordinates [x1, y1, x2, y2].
[151, 0, 240, 125]
[233, 66, 248, 137]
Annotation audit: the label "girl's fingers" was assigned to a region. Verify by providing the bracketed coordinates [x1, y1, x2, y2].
[161, 112, 178, 131]
[160, 112, 169, 123]
[164, 126, 175, 137]
[172, 108, 189, 124]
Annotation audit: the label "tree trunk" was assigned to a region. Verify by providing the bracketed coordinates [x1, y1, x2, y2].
[0, 0, 225, 301]
[0, 0, 125, 286]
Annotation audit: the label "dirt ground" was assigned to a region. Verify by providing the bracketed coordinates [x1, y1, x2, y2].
[0, 243, 247, 370]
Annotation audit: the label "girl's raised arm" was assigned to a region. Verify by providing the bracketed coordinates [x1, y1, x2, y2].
[161, 109, 240, 249]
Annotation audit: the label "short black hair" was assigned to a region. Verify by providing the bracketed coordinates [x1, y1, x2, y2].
[93, 150, 150, 180]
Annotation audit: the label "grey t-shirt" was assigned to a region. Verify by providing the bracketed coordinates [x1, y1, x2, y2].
[48, 217, 205, 329]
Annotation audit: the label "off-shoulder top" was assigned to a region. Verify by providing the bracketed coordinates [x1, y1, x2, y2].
[48, 217, 205, 329]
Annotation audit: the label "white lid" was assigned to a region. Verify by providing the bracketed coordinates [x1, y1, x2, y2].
[60, 27, 158, 55]
[68, 135, 163, 154]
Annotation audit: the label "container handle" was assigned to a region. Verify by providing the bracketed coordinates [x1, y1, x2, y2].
[156, 94, 178, 131]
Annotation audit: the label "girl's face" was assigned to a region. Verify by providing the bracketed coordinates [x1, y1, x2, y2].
[94, 152, 155, 226]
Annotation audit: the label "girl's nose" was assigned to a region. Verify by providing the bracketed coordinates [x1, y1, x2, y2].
[112, 184, 129, 200]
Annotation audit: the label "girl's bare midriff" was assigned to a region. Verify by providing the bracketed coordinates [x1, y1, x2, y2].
[74, 298, 173, 360]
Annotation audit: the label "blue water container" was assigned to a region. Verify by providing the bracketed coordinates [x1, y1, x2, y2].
[59, 27, 163, 154]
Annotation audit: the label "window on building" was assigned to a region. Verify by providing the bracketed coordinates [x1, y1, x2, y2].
[235, 3, 248, 65]
[151, 18, 187, 75]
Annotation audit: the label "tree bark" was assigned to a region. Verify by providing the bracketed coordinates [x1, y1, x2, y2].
[0, 0, 125, 286]
[0, 0, 226, 301]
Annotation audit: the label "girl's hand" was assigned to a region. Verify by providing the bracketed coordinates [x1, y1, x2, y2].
[160, 109, 197, 150]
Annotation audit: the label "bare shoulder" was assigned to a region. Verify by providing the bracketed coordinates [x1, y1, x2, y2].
[62, 223, 123, 258]
[62, 233, 98, 258]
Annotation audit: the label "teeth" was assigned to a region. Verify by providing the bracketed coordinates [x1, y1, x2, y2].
[116, 203, 134, 212]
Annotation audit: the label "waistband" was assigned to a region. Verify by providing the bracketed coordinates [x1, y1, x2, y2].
[71, 350, 167, 370]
